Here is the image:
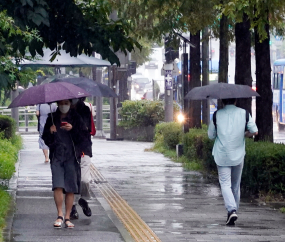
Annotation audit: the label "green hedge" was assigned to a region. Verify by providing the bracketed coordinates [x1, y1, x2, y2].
[243, 139, 285, 194]
[118, 100, 180, 129]
[0, 115, 16, 139]
[0, 134, 22, 180]
[154, 122, 285, 195]
[155, 122, 183, 149]
[0, 116, 22, 242]
[0, 116, 22, 180]
[183, 125, 216, 172]
[119, 100, 164, 128]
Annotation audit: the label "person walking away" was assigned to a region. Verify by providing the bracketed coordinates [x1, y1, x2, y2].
[70, 97, 94, 220]
[208, 98, 258, 225]
[42, 99, 91, 228]
[36, 103, 57, 163]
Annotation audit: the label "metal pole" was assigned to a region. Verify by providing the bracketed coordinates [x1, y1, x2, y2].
[95, 68, 105, 138]
[109, 66, 117, 140]
[164, 63, 174, 122]
[11, 84, 19, 132]
[25, 109, 28, 132]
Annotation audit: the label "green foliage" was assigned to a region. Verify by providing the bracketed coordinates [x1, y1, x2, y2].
[0, 10, 41, 90]
[153, 122, 202, 171]
[280, 207, 285, 213]
[130, 37, 154, 67]
[0, 133, 22, 180]
[242, 139, 285, 194]
[118, 100, 164, 128]
[1, 0, 141, 66]
[0, 115, 16, 139]
[0, 116, 22, 180]
[221, 0, 285, 41]
[0, 188, 11, 242]
[113, 0, 217, 40]
[183, 125, 216, 172]
[155, 122, 183, 149]
[0, 138, 21, 179]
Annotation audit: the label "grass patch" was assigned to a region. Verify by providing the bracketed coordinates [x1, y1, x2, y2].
[0, 121, 22, 242]
[151, 139, 203, 171]
[0, 188, 11, 242]
[0, 134, 22, 179]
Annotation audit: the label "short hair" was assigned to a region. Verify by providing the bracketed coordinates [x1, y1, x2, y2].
[222, 98, 237, 105]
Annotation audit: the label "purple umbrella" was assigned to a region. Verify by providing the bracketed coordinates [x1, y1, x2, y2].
[8, 82, 91, 108]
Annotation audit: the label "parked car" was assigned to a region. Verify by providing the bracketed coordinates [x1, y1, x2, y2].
[145, 59, 158, 69]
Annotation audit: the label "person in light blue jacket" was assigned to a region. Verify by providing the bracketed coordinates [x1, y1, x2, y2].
[208, 98, 258, 225]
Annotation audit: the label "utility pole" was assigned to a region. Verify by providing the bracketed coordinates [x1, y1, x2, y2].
[163, 35, 179, 122]
[109, 66, 117, 140]
[164, 63, 174, 122]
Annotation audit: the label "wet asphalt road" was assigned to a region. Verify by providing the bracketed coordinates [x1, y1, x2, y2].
[5, 131, 285, 242]
[93, 139, 285, 242]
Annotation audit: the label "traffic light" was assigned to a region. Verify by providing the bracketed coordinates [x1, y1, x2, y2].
[165, 36, 179, 63]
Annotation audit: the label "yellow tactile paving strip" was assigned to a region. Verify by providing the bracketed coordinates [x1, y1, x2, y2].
[90, 164, 162, 242]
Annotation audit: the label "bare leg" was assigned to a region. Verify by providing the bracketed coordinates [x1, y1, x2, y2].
[65, 193, 74, 220]
[43, 149, 49, 162]
[54, 188, 64, 223]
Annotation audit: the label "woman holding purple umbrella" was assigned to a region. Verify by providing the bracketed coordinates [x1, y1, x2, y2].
[42, 99, 91, 229]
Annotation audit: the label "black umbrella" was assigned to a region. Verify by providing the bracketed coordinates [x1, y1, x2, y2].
[52, 77, 118, 98]
[184, 83, 260, 100]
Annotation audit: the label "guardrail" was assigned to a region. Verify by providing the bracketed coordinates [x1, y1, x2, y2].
[0, 105, 111, 133]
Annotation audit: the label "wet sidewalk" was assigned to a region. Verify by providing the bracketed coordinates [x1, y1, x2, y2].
[5, 135, 285, 242]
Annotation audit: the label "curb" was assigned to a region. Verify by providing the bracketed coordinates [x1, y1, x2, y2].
[3, 151, 21, 242]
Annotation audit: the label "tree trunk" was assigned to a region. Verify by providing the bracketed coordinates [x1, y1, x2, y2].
[202, 27, 210, 125]
[218, 14, 229, 109]
[235, 13, 252, 114]
[189, 32, 201, 128]
[254, 21, 273, 142]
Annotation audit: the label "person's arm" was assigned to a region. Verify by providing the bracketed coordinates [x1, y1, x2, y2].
[36, 105, 40, 117]
[91, 104, 95, 117]
[208, 119, 217, 140]
[245, 113, 258, 137]
[42, 115, 55, 147]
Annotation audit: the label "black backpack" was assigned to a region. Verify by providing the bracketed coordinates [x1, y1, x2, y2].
[213, 109, 249, 132]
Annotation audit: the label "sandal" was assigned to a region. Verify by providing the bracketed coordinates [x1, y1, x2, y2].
[64, 219, 74, 229]
[54, 216, 64, 228]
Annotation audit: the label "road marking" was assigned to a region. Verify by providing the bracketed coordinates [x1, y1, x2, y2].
[90, 164, 161, 242]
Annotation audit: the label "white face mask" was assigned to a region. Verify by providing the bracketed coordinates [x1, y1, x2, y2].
[58, 105, 70, 114]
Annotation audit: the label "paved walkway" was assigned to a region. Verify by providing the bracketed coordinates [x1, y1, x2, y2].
[4, 135, 285, 242]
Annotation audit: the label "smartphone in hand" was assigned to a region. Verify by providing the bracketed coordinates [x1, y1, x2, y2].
[60, 121, 68, 127]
